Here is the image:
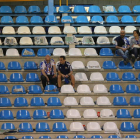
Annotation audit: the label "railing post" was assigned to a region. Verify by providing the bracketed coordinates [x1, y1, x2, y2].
[48, 0, 54, 15]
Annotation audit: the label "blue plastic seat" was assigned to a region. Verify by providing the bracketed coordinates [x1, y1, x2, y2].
[130, 96, 140, 105]
[126, 84, 140, 94]
[121, 15, 134, 23]
[136, 16, 140, 23]
[133, 109, 140, 118]
[138, 73, 140, 81]
[47, 97, 62, 106]
[74, 135, 85, 139]
[10, 73, 24, 82]
[113, 96, 128, 106]
[26, 73, 40, 82]
[103, 61, 117, 69]
[37, 48, 51, 57]
[53, 122, 67, 132]
[57, 135, 68, 139]
[24, 61, 38, 70]
[76, 16, 89, 23]
[120, 122, 136, 132]
[39, 136, 51, 139]
[108, 135, 120, 138]
[28, 85, 42, 94]
[33, 110, 47, 119]
[22, 136, 34, 139]
[110, 84, 124, 94]
[104, 5, 117, 13]
[44, 6, 56, 13]
[12, 85, 26, 94]
[14, 6, 27, 13]
[99, 48, 113, 56]
[74, 6, 86, 13]
[22, 49, 35, 57]
[125, 135, 137, 138]
[30, 97, 45, 106]
[116, 109, 131, 118]
[50, 109, 64, 119]
[5, 136, 17, 139]
[0, 62, 6, 70]
[0, 85, 10, 94]
[0, 73, 7, 82]
[119, 61, 133, 69]
[8, 61, 21, 70]
[106, 16, 119, 23]
[30, 16, 43, 23]
[118, 5, 131, 13]
[1, 123, 15, 130]
[19, 122, 33, 132]
[59, 6, 71, 13]
[133, 5, 140, 13]
[0, 6, 12, 13]
[0, 110, 14, 120]
[122, 72, 136, 81]
[28, 6, 40, 13]
[106, 72, 120, 81]
[91, 135, 102, 139]
[45, 15, 58, 23]
[36, 122, 50, 132]
[138, 122, 140, 131]
[61, 16, 74, 23]
[14, 97, 28, 107]
[1, 16, 13, 24]
[16, 16, 29, 23]
[16, 110, 31, 119]
[91, 16, 103, 23]
[89, 5, 101, 13]
[0, 97, 12, 107]
[44, 85, 59, 94]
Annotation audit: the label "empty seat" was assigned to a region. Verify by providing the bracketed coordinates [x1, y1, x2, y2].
[89, 5, 101, 13]
[0, 62, 6, 70]
[0, 6, 12, 13]
[93, 84, 108, 93]
[119, 61, 133, 69]
[1, 16, 13, 24]
[61, 85, 75, 93]
[110, 84, 124, 94]
[5, 136, 17, 139]
[72, 61, 85, 69]
[97, 36, 110, 44]
[69, 48, 82, 56]
[108, 135, 120, 139]
[57, 135, 68, 139]
[103, 5, 117, 13]
[14, 6, 27, 13]
[17, 26, 31, 34]
[8, 61, 21, 70]
[0, 73, 7, 82]
[53, 122, 67, 132]
[83, 109, 98, 118]
[14, 97, 28, 107]
[125, 135, 137, 138]
[34, 36, 48, 45]
[4, 37, 17, 46]
[74, 135, 85, 139]
[53, 48, 66, 56]
[97, 96, 111, 105]
[16, 110, 31, 119]
[118, 5, 131, 13]
[66, 109, 81, 118]
[37, 49, 50, 57]
[50, 109, 64, 119]
[0, 48, 4, 56]
[64, 97, 78, 106]
[24, 61, 38, 70]
[0, 110, 14, 120]
[134, 61, 140, 69]
[61, 16, 74, 23]
[12, 85, 26, 94]
[16, 16, 29, 23]
[44, 85, 59, 94]
[133, 109, 140, 118]
[6, 49, 19, 56]
[28, 85, 42, 94]
[36, 122, 50, 132]
[91, 16, 103, 23]
[138, 123, 140, 131]
[48, 26, 61, 34]
[133, 5, 140, 13]
[120, 122, 136, 132]
[59, 5, 71, 13]
[30, 16, 43, 23]
[1, 123, 15, 130]
[106, 16, 119, 23]
[26, 73, 40, 82]
[28, 6, 40, 13]
[117, 109, 131, 118]
[136, 16, 140, 23]
[91, 135, 103, 139]
[78, 26, 92, 34]
[125, 26, 136, 34]
[44, 6, 56, 13]
[33, 110, 47, 119]
[50, 37, 64, 45]
[100, 109, 115, 118]
[113, 96, 128, 106]
[121, 15, 134, 23]
[94, 26, 107, 34]
[106, 72, 120, 81]
[39, 136, 51, 139]
[77, 85, 91, 94]
[103, 122, 119, 133]
[19, 123, 33, 132]
[138, 73, 140, 81]
[20, 37, 33, 45]
[90, 72, 104, 81]
[0, 85, 9, 94]
[109, 26, 121, 34]
[100, 48, 113, 56]
[87, 122, 101, 131]
[75, 73, 88, 81]
[10, 73, 24, 82]
[130, 96, 140, 105]
[84, 48, 98, 56]
[47, 97, 62, 106]
[103, 61, 117, 69]
[76, 16, 89, 23]
[87, 61, 101, 69]
[74, 6, 86, 13]
[122, 72, 136, 81]
[22, 48, 35, 57]
[80, 97, 95, 105]
[70, 122, 84, 131]
[22, 136, 34, 139]
[32, 26, 46, 34]
[45, 15, 58, 23]
[63, 26, 77, 34]
[126, 84, 140, 93]
[2, 26, 15, 34]
[30, 97, 45, 106]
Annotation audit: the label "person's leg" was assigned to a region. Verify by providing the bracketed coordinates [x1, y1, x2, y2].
[70, 74, 75, 88]
[117, 49, 126, 60]
[41, 75, 47, 89]
[133, 48, 138, 58]
[57, 75, 62, 88]
[49, 75, 57, 86]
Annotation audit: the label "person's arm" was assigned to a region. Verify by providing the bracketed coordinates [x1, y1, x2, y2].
[53, 64, 57, 77]
[58, 70, 65, 77]
[66, 64, 73, 77]
[115, 38, 123, 50]
[41, 69, 49, 81]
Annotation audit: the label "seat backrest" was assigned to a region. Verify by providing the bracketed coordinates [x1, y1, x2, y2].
[75, 72, 88, 81]
[0, 73, 7, 82]
[59, 5, 71, 13]
[106, 72, 120, 81]
[1, 16, 13, 23]
[16, 16, 29, 23]
[84, 48, 98, 56]
[108, 135, 120, 138]
[118, 5, 131, 13]
[97, 36, 110, 44]
[0, 62, 6, 70]
[8, 61, 21, 70]
[64, 97, 78, 105]
[33, 109, 47, 119]
[74, 135, 85, 139]
[77, 84, 91, 93]
[89, 5, 101, 13]
[47, 97, 62, 106]
[91, 135, 103, 139]
[32, 26, 46, 34]
[74, 6, 86, 13]
[14, 97, 28, 107]
[100, 48, 113, 56]
[53, 48, 66, 56]
[14, 6, 27, 13]
[91, 16, 103, 23]
[19, 122, 33, 132]
[24, 61, 38, 70]
[120, 122, 136, 131]
[130, 96, 140, 105]
[36, 122, 50, 132]
[63, 26, 77, 34]
[21, 48, 35, 57]
[57, 135, 68, 139]
[44, 6, 56, 13]
[37, 48, 51, 56]
[110, 84, 124, 94]
[133, 5, 140, 13]
[106, 15, 119, 22]
[122, 72, 136, 81]
[1, 123, 15, 130]
[126, 84, 139, 93]
[0, 110, 14, 119]
[30, 16, 43, 23]
[61, 16, 74, 23]
[10, 73, 24, 82]
[103, 61, 116, 69]
[87, 61, 101, 69]
[50, 109, 64, 119]
[53, 122, 67, 132]
[16, 110, 31, 119]
[76, 16, 89, 23]
[0, 6, 12, 13]
[39, 136, 51, 139]
[5, 136, 17, 139]
[125, 135, 137, 138]
[117, 109, 131, 118]
[28, 85, 42, 94]
[133, 109, 140, 118]
[113, 96, 128, 105]
[0, 85, 9, 94]
[48, 26, 61, 34]
[28, 5, 40, 13]
[45, 15, 58, 23]
[69, 48, 82, 56]
[121, 15, 134, 22]
[12, 85, 26, 94]
[30, 97, 45, 106]
[22, 136, 34, 139]
[26, 73, 40, 82]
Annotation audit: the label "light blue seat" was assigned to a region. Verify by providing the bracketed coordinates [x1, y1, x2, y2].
[74, 6, 86, 13]
[0, 97, 11, 107]
[74, 135, 85, 139]
[44, 6, 56, 13]
[99, 48, 113, 56]
[24, 61, 38, 70]
[53, 122, 67, 132]
[125, 135, 137, 138]
[0, 73, 7, 82]
[0, 110, 14, 120]
[136, 16, 140, 23]
[119, 61, 132, 69]
[33, 110, 47, 119]
[19, 122, 33, 132]
[118, 5, 131, 13]
[5, 136, 17, 139]
[47, 97, 62, 106]
[50, 109, 64, 119]
[91, 16, 103, 23]
[26, 73, 40, 82]
[22, 49, 35, 57]
[106, 16, 119, 23]
[14, 6, 27, 13]
[1, 123, 15, 130]
[12, 85, 26, 94]
[10, 73, 24, 82]
[8, 61, 21, 70]
[28, 6, 40, 13]
[0, 6, 12, 13]
[110, 84, 124, 94]
[113, 96, 128, 106]
[122, 72, 136, 81]
[37, 48, 51, 57]
[126, 84, 140, 94]
[76, 16, 89, 23]
[117, 109, 131, 118]
[133, 109, 140, 118]
[59, 6, 71, 13]
[0, 62, 6, 70]
[120, 122, 136, 132]
[108, 135, 120, 138]
[44, 85, 59, 94]
[30, 97, 45, 106]
[138, 73, 140, 81]
[28, 85, 42, 94]
[133, 5, 140, 13]
[61, 16, 74, 23]
[57, 135, 68, 139]
[16, 110, 31, 119]
[106, 72, 120, 81]
[36, 122, 50, 132]
[14, 97, 28, 107]
[104, 5, 117, 13]
[1, 16, 13, 24]
[91, 135, 102, 139]
[0, 85, 10, 94]
[121, 15, 134, 23]
[45, 15, 58, 23]
[130, 96, 140, 106]
[16, 16, 29, 23]
[39, 136, 51, 139]
[22, 136, 34, 139]
[103, 61, 117, 69]
[89, 5, 101, 13]
[30, 16, 43, 23]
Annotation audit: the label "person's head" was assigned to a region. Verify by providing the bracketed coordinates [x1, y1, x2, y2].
[59, 56, 66, 64]
[45, 55, 51, 62]
[133, 30, 139, 38]
[120, 30, 125, 38]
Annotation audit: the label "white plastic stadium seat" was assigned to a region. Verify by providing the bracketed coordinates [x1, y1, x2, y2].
[129, 36, 134, 41]
[83, 109, 98, 118]
[2, 26, 15, 34]
[90, 72, 104, 81]
[50, 37, 64, 45]
[17, 26, 31, 34]
[63, 26, 77, 34]
[66, 109, 81, 118]
[0, 39, 2, 45]
[61, 85, 75, 93]
[48, 26, 61, 34]
[93, 84, 108, 93]
[68, 48, 82, 56]
[6, 49, 19, 56]
[20, 37, 33, 45]
[103, 122, 119, 133]
[109, 26, 121, 34]
[4, 37, 18, 45]
[94, 26, 107, 34]
[77, 85, 91, 94]
[75, 73, 88, 81]
[100, 109, 115, 118]
[84, 48, 98, 56]
[87, 61, 101, 69]
[112, 36, 118, 44]
[63, 97, 78, 106]
[32, 26, 46, 34]
[0, 49, 4, 56]
[80, 97, 95, 105]
[34, 37, 48, 45]
[87, 122, 101, 131]
[72, 61, 85, 69]
[70, 122, 84, 131]
[125, 26, 136, 34]
[97, 96, 111, 105]
[53, 48, 66, 56]
[97, 36, 110, 44]
[78, 26, 92, 34]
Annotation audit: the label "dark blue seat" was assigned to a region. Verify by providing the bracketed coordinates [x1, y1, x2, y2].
[133, 5, 140, 13]
[1, 16, 13, 24]
[121, 15, 134, 23]
[0, 85, 10, 94]
[37, 48, 51, 57]
[0, 97, 12, 107]
[19, 122, 33, 132]
[5, 136, 17, 139]
[130, 96, 140, 106]
[91, 135, 102, 139]
[28, 85, 42, 94]
[0, 73, 7, 82]
[122, 72, 136, 81]
[125, 135, 137, 138]
[1, 123, 15, 130]
[39, 136, 51, 139]
[74, 6, 86, 13]
[44, 6, 56, 13]
[14, 97, 28, 107]
[16, 16, 29, 23]
[61, 16, 74, 23]
[103, 61, 117, 69]
[76, 16, 89, 23]
[89, 5, 101, 13]
[53, 122, 67, 132]
[106, 72, 120, 81]
[137, 73, 140, 81]
[118, 5, 131, 13]
[30, 16, 43, 23]
[16, 110, 31, 119]
[116, 109, 131, 118]
[10, 73, 24, 82]
[0, 110, 14, 120]
[22, 49, 35, 57]
[108, 135, 120, 138]
[24, 61, 38, 70]
[26, 73, 40, 82]
[136, 16, 140, 23]
[33, 110, 47, 119]
[138, 122, 140, 131]
[50, 109, 64, 119]
[74, 135, 85, 139]
[110, 84, 124, 94]
[59, 6, 71, 13]
[120, 122, 136, 132]
[57, 135, 68, 139]
[36, 122, 50, 132]
[119, 61, 132, 69]
[12, 85, 26, 94]
[22, 136, 34, 139]
[30, 97, 45, 106]
[44, 85, 59, 94]
[0, 6, 12, 13]
[14, 6, 27, 13]
[91, 16, 103, 23]
[0, 62, 6, 70]
[104, 5, 117, 13]
[126, 84, 140, 94]
[106, 16, 119, 23]
[45, 15, 58, 23]
[133, 109, 140, 118]
[99, 48, 113, 56]
[113, 96, 128, 106]
[8, 61, 21, 70]
[47, 97, 62, 106]
[28, 6, 40, 13]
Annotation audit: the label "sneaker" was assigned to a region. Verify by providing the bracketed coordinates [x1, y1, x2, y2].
[131, 54, 135, 63]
